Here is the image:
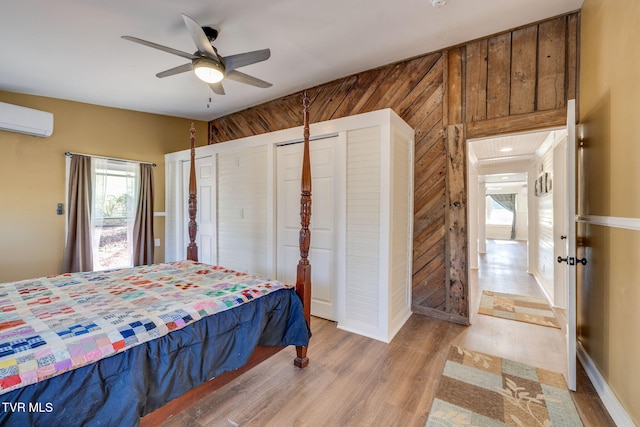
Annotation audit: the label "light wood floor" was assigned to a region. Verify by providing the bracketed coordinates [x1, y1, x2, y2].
[160, 240, 614, 426]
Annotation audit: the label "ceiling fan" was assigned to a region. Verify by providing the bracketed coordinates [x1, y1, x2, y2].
[122, 13, 272, 95]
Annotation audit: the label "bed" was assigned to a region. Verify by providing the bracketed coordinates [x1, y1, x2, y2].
[0, 94, 314, 426]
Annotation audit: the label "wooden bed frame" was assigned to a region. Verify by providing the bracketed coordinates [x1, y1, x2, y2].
[141, 93, 312, 425]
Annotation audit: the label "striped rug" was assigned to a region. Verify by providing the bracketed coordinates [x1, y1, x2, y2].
[426, 346, 583, 426]
[478, 290, 561, 328]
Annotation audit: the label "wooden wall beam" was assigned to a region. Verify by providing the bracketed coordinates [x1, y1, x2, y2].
[465, 40, 488, 122]
[486, 33, 512, 119]
[510, 26, 538, 115]
[537, 16, 567, 111]
[466, 107, 567, 139]
[446, 48, 464, 126]
[445, 124, 467, 318]
[567, 12, 580, 111]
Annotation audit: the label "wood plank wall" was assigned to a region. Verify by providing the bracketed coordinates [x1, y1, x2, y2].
[208, 12, 579, 325]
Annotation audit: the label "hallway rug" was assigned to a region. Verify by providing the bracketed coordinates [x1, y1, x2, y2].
[478, 290, 561, 328]
[425, 346, 583, 426]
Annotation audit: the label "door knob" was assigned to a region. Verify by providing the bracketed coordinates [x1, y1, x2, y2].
[560, 235, 567, 240]
[557, 256, 587, 266]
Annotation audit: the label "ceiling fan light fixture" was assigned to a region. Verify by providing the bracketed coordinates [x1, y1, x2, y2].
[193, 58, 225, 83]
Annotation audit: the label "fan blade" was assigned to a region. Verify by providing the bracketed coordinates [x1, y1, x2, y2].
[222, 49, 271, 71]
[224, 70, 272, 88]
[156, 63, 193, 78]
[209, 82, 225, 95]
[181, 14, 218, 59]
[121, 36, 196, 60]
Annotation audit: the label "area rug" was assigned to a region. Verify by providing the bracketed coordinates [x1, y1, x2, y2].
[425, 346, 583, 426]
[478, 290, 561, 328]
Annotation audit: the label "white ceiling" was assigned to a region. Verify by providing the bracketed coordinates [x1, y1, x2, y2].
[470, 131, 551, 166]
[469, 132, 547, 186]
[0, 0, 582, 121]
[469, 128, 569, 186]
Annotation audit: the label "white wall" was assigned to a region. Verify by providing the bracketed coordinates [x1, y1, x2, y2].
[530, 130, 568, 305]
[468, 162, 479, 268]
[533, 148, 555, 298]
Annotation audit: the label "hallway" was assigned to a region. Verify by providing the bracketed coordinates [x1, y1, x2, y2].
[459, 239, 615, 426]
[463, 239, 566, 376]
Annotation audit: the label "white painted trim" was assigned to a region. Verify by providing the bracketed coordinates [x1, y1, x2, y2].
[578, 214, 640, 231]
[334, 131, 348, 331]
[388, 310, 413, 343]
[153, 212, 166, 217]
[165, 109, 401, 163]
[266, 143, 276, 278]
[532, 271, 556, 309]
[576, 342, 636, 427]
[337, 323, 390, 344]
[565, 99, 577, 391]
[379, 123, 392, 339]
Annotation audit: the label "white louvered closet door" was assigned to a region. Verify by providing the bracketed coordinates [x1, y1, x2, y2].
[276, 137, 339, 321]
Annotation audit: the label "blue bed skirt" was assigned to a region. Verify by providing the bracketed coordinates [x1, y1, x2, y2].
[0, 288, 309, 427]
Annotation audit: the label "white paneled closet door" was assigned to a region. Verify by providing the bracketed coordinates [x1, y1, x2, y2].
[276, 137, 340, 321]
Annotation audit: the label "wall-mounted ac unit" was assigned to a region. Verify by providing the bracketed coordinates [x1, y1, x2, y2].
[0, 102, 54, 137]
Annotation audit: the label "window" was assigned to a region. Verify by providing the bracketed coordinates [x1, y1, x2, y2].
[91, 158, 140, 270]
[64, 153, 154, 273]
[486, 195, 514, 225]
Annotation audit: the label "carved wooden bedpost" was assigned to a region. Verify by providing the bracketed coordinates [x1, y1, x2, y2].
[187, 123, 198, 262]
[294, 92, 312, 368]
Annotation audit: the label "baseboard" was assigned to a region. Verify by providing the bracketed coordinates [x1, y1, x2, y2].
[411, 304, 470, 326]
[576, 341, 636, 427]
[532, 270, 555, 308]
[388, 309, 413, 342]
[337, 323, 389, 343]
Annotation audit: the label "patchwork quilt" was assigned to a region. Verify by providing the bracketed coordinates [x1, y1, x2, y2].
[0, 260, 291, 395]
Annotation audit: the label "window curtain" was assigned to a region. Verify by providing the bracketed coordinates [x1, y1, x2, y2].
[489, 193, 517, 240]
[62, 155, 93, 273]
[132, 163, 155, 266]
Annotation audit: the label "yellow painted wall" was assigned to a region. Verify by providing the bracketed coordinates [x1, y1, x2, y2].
[579, 0, 640, 423]
[0, 91, 208, 282]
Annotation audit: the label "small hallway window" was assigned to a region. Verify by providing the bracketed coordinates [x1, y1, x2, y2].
[486, 195, 514, 226]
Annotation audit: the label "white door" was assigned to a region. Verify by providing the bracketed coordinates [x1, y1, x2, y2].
[182, 155, 216, 265]
[276, 137, 338, 321]
[552, 139, 568, 308]
[557, 100, 578, 391]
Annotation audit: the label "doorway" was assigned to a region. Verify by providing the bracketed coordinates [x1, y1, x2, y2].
[467, 126, 573, 382]
[467, 128, 568, 309]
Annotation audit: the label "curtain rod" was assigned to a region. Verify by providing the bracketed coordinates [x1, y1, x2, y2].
[65, 151, 156, 167]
